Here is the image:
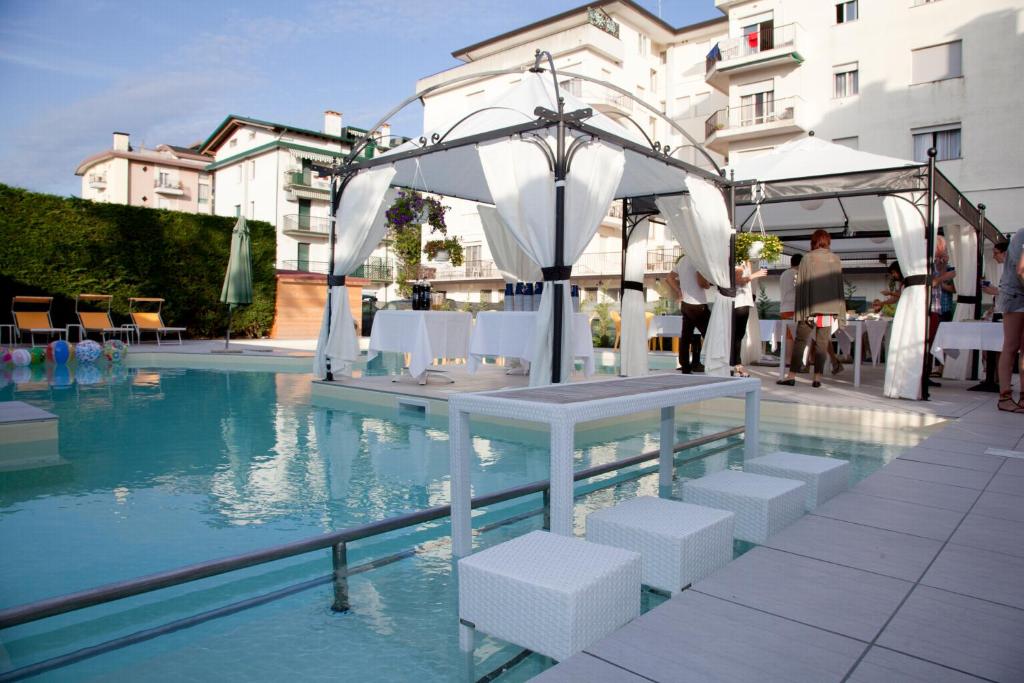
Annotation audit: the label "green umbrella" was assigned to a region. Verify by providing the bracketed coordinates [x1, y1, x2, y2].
[219, 215, 253, 349]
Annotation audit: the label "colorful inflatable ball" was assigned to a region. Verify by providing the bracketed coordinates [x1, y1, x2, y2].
[47, 340, 72, 364]
[102, 339, 127, 363]
[11, 348, 31, 367]
[76, 340, 102, 364]
[29, 347, 46, 365]
[0, 347, 12, 365]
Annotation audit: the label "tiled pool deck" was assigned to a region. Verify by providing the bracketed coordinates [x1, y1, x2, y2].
[536, 402, 1024, 682]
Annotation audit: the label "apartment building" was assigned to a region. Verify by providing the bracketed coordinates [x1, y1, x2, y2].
[75, 133, 214, 214]
[196, 112, 407, 300]
[416, 0, 1023, 305]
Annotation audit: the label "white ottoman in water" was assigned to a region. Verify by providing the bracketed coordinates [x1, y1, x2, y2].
[744, 451, 850, 511]
[457, 530, 641, 662]
[587, 496, 734, 595]
[682, 470, 806, 543]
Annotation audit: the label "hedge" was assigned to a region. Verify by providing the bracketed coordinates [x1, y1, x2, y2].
[0, 184, 277, 338]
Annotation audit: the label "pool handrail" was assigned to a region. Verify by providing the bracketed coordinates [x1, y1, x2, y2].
[0, 426, 744, 631]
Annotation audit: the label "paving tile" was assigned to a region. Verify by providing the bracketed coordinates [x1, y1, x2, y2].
[972, 490, 1024, 523]
[811, 492, 964, 541]
[881, 459, 992, 490]
[761, 514, 942, 581]
[985, 447, 1024, 460]
[897, 446, 1005, 473]
[939, 425, 1024, 448]
[922, 543, 1024, 610]
[916, 436, 1000, 457]
[531, 653, 649, 682]
[1001, 458, 1024, 476]
[848, 647, 986, 682]
[693, 546, 911, 641]
[986, 472, 1024, 497]
[585, 590, 865, 683]
[878, 586, 1024, 682]
[950, 512, 1024, 558]
[852, 472, 981, 512]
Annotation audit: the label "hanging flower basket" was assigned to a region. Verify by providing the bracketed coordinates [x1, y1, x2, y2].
[735, 232, 783, 264]
[424, 238, 464, 266]
[385, 190, 448, 235]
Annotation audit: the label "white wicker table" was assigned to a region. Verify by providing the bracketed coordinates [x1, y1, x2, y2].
[587, 496, 734, 595]
[458, 530, 641, 662]
[745, 451, 850, 511]
[449, 373, 761, 557]
[682, 470, 805, 544]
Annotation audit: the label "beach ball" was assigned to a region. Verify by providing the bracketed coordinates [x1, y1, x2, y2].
[102, 339, 127, 363]
[47, 340, 71, 365]
[76, 363, 101, 385]
[11, 348, 31, 367]
[0, 347, 11, 365]
[76, 340, 102, 363]
[29, 347, 45, 365]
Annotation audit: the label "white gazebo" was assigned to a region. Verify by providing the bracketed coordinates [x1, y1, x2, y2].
[313, 52, 738, 387]
[727, 136, 1001, 399]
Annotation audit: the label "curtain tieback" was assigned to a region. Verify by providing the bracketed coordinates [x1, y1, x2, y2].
[716, 285, 736, 297]
[957, 295, 979, 304]
[541, 266, 573, 281]
[622, 280, 644, 293]
[903, 275, 928, 287]
[327, 275, 347, 287]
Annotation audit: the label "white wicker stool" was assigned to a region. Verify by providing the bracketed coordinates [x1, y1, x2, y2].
[458, 530, 641, 662]
[744, 451, 850, 511]
[681, 470, 806, 543]
[586, 496, 734, 595]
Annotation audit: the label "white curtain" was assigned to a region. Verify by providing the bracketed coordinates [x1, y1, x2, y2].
[741, 304, 762, 366]
[883, 194, 929, 399]
[313, 166, 397, 379]
[657, 177, 734, 377]
[620, 217, 650, 377]
[478, 134, 624, 385]
[942, 223, 977, 379]
[477, 206, 543, 282]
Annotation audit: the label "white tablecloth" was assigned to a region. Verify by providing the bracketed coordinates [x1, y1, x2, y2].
[469, 311, 595, 376]
[648, 315, 683, 339]
[367, 311, 472, 379]
[932, 321, 1003, 361]
[759, 320, 786, 351]
[837, 319, 892, 365]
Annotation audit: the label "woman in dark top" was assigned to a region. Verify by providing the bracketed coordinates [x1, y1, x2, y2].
[777, 229, 846, 388]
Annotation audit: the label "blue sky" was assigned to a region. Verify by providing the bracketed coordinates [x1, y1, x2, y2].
[0, 1, 720, 197]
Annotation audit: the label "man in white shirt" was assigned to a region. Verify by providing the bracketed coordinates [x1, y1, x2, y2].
[779, 254, 801, 321]
[666, 256, 711, 373]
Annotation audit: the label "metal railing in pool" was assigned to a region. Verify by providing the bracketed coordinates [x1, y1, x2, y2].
[0, 426, 744, 681]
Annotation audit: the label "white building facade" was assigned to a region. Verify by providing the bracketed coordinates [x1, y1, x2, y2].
[415, 0, 1023, 306]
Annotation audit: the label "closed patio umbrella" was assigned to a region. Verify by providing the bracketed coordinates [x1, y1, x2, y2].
[219, 215, 253, 350]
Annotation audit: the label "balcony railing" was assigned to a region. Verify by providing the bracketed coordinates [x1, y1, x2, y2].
[351, 256, 394, 282]
[706, 23, 799, 75]
[279, 259, 329, 274]
[154, 178, 184, 194]
[647, 247, 683, 273]
[282, 214, 331, 235]
[560, 78, 633, 117]
[87, 174, 106, 189]
[284, 170, 330, 193]
[705, 96, 799, 139]
[431, 259, 504, 281]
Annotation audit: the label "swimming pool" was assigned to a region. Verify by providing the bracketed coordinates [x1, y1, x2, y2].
[0, 364, 929, 681]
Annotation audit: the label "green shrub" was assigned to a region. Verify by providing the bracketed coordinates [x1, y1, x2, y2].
[0, 184, 277, 338]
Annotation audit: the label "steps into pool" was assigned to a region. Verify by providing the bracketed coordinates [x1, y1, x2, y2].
[0, 401, 63, 471]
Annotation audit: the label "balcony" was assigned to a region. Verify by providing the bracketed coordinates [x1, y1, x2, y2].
[560, 78, 633, 119]
[704, 96, 806, 153]
[705, 23, 803, 91]
[351, 256, 394, 282]
[278, 259, 329, 274]
[154, 178, 184, 195]
[431, 259, 504, 282]
[282, 214, 331, 238]
[646, 247, 682, 273]
[87, 174, 107, 190]
[283, 170, 330, 200]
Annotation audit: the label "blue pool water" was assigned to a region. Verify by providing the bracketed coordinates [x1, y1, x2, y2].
[0, 363, 926, 681]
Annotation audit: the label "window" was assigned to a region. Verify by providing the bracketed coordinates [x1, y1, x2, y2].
[157, 171, 169, 186]
[741, 19, 774, 55]
[833, 136, 859, 149]
[650, 69, 657, 92]
[674, 96, 692, 121]
[833, 64, 859, 97]
[637, 34, 649, 56]
[234, 204, 241, 217]
[740, 90, 775, 126]
[236, 165, 243, 183]
[836, 1, 858, 23]
[248, 131, 256, 140]
[249, 201, 255, 218]
[229, 138, 237, 148]
[198, 183, 210, 203]
[157, 197, 170, 210]
[249, 160, 256, 180]
[693, 92, 712, 116]
[913, 125, 961, 161]
[297, 243, 310, 272]
[912, 41, 962, 83]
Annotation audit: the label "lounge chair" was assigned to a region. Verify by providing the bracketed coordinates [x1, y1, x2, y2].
[128, 297, 185, 345]
[12, 296, 64, 346]
[76, 294, 122, 342]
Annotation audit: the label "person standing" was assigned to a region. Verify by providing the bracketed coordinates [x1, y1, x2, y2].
[731, 257, 767, 377]
[666, 256, 711, 373]
[997, 231, 1024, 412]
[779, 254, 801, 323]
[928, 235, 957, 385]
[777, 230, 845, 388]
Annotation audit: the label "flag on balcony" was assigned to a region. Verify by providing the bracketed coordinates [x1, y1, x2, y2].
[747, 32, 759, 49]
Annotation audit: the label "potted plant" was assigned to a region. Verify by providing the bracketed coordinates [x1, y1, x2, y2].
[734, 232, 783, 264]
[424, 237, 464, 265]
[385, 190, 450, 295]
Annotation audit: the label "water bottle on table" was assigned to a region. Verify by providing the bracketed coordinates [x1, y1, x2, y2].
[503, 282, 515, 311]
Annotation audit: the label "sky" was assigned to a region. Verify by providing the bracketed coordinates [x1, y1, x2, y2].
[0, 1, 720, 198]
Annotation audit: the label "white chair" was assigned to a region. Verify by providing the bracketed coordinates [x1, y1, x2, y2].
[587, 496, 734, 595]
[682, 470, 806, 544]
[458, 530, 641, 662]
[744, 451, 850, 511]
